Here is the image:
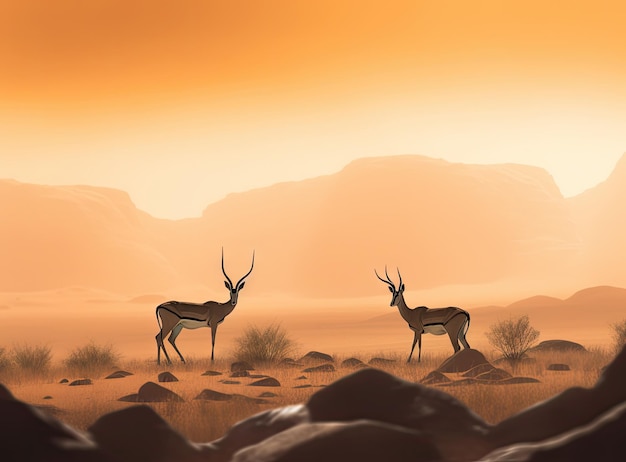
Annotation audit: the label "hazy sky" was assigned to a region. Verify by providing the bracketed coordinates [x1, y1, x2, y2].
[2, 1, 626, 219]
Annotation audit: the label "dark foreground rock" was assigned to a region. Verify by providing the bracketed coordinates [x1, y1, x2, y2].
[1, 346, 626, 461]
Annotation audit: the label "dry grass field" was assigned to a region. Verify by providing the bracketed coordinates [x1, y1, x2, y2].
[0, 347, 613, 444]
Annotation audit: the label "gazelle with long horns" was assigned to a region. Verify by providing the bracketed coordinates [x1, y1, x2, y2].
[375, 267, 471, 363]
[155, 249, 255, 364]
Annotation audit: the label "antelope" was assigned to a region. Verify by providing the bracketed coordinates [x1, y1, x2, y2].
[155, 249, 255, 364]
[375, 267, 470, 362]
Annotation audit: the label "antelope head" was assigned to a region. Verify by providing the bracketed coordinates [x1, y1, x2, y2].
[222, 248, 255, 305]
[375, 266, 405, 307]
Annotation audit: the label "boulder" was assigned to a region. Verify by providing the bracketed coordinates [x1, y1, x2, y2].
[250, 377, 281, 387]
[231, 361, 255, 372]
[341, 357, 366, 368]
[547, 363, 570, 371]
[89, 405, 213, 462]
[158, 371, 179, 382]
[299, 351, 334, 364]
[106, 371, 132, 379]
[202, 370, 223, 376]
[462, 363, 497, 378]
[231, 420, 440, 462]
[69, 379, 93, 386]
[531, 340, 587, 353]
[302, 364, 335, 373]
[306, 368, 492, 461]
[437, 349, 490, 373]
[135, 382, 184, 403]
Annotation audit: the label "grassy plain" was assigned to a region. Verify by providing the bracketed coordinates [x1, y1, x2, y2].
[0, 348, 613, 443]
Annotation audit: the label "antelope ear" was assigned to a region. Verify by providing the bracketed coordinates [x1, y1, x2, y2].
[400, 284, 405, 291]
[224, 281, 231, 290]
[238, 281, 246, 290]
[388, 286, 394, 293]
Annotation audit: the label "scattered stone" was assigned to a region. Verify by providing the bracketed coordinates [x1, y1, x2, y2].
[368, 357, 397, 367]
[133, 382, 184, 402]
[341, 357, 366, 368]
[221, 380, 241, 385]
[531, 339, 587, 353]
[249, 377, 281, 387]
[547, 363, 571, 371]
[420, 370, 452, 385]
[231, 361, 255, 372]
[475, 368, 513, 381]
[496, 377, 541, 385]
[157, 371, 179, 382]
[296, 375, 307, 380]
[294, 384, 312, 389]
[195, 389, 232, 401]
[249, 374, 268, 379]
[259, 392, 278, 398]
[42, 396, 53, 400]
[69, 379, 93, 386]
[303, 364, 335, 373]
[106, 371, 130, 379]
[462, 363, 497, 378]
[437, 349, 490, 373]
[231, 370, 250, 378]
[59, 378, 69, 384]
[118, 394, 140, 402]
[299, 351, 334, 364]
[278, 358, 302, 368]
[202, 370, 223, 376]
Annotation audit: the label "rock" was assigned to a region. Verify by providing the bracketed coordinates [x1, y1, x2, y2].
[231, 370, 250, 378]
[294, 384, 312, 389]
[299, 351, 334, 364]
[118, 394, 140, 402]
[42, 396, 53, 400]
[341, 357, 366, 368]
[531, 340, 587, 353]
[209, 404, 310, 461]
[195, 389, 232, 401]
[59, 378, 69, 384]
[547, 363, 571, 371]
[221, 380, 241, 385]
[0, 385, 102, 461]
[106, 370, 132, 378]
[368, 357, 397, 366]
[278, 358, 301, 368]
[476, 368, 513, 381]
[420, 370, 452, 385]
[231, 361, 255, 372]
[69, 379, 93, 386]
[463, 363, 497, 377]
[302, 364, 335, 373]
[488, 344, 626, 449]
[134, 382, 184, 403]
[202, 370, 223, 376]
[231, 420, 441, 462]
[89, 405, 213, 462]
[106, 371, 131, 379]
[496, 377, 541, 385]
[480, 401, 626, 462]
[259, 392, 278, 398]
[306, 368, 492, 461]
[437, 349, 490, 373]
[158, 371, 179, 382]
[295, 375, 307, 380]
[250, 377, 281, 387]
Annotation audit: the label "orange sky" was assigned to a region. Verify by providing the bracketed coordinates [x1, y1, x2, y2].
[2, 1, 626, 218]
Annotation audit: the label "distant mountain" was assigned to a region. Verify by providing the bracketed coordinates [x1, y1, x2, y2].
[0, 154, 615, 297]
[568, 153, 626, 286]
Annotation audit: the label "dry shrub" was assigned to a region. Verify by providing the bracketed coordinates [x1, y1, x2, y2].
[64, 342, 120, 375]
[611, 319, 626, 354]
[232, 323, 297, 365]
[486, 315, 540, 361]
[11, 344, 52, 374]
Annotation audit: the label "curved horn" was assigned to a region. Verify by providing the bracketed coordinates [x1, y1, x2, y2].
[397, 268, 403, 288]
[221, 247, 234, 288]
[235, 250, 255, 288]
[375, 265, 395, 288]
